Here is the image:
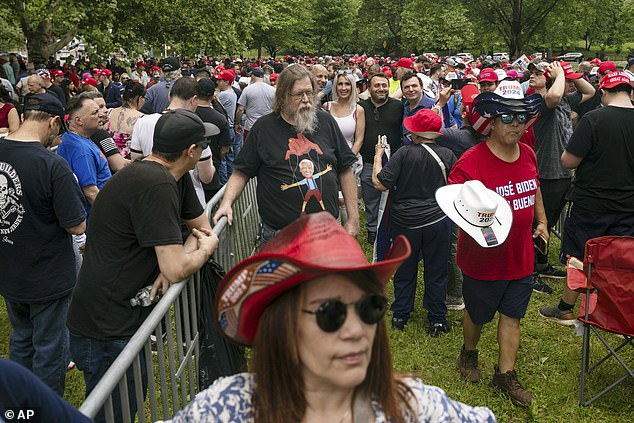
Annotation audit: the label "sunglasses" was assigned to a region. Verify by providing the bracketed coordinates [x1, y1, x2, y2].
[302, 294, 387, 332]
[500, 113, 528, 124]
[198, 141, 209, 150]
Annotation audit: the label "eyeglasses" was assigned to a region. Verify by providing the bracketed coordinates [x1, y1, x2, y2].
[288, 91, 314, 99]
[302, 293, 387, 332]
[198, 141, 209, 150]
[500, 113, 528, 124]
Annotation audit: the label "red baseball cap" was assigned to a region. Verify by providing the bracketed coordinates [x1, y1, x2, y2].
[461, 84, 480, 119]
[403, 109, 442, 138]
[598, 61, 616, 76]
[560, 62, 583, 80]
[598, 71, 634, 90]
[396, 57, 414, 69]
[81, 77, 98, 87]
[136, 61, 147, 68]
[215, 212, 411, 346]
[269, 73, 278, 82]
[51, 69, 64, 78]
[478, 68, 498, 82]
[215, 69, 234, 83]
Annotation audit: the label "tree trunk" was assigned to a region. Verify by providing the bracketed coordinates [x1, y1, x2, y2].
[21, 19, 77, 66]
[510, 0, 522, 58]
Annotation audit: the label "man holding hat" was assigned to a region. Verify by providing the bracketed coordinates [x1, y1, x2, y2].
[539, 72, 634, 325]
[528, 61, 595, 283]
[67, 108, 219, 423]
[438, 82, 547, 406]
[0, 93, 86, 396]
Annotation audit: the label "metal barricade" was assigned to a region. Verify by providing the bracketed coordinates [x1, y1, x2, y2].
[79, 178, 259, 422]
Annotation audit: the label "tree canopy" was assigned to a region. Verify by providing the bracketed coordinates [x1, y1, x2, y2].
[1, 0, 632, 61]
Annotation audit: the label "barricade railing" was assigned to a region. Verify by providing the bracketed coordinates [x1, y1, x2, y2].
[79, 178, 259, 422]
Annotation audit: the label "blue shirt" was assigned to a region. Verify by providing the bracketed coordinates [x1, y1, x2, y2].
[402, 96, 457, 145]
[58, 131, 112, 218]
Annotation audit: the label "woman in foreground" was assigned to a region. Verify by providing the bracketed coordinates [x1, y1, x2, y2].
[169, 212, 496, 422]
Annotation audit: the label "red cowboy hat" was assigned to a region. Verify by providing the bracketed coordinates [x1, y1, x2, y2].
[215, 212, 411, 346]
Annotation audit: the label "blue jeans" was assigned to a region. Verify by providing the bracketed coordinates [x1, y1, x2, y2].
[390, 217, 452, 324]
[4, 295, 70, 396]
[69, 333, 147, 423]
[220, 129, 242, 185]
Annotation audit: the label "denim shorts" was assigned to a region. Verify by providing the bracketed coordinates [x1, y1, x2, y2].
[462, 274, 533, 324]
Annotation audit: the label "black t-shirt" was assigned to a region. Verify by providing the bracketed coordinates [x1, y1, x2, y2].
[435, 127, 482, 159]
[66, 160, 203, 340]
[234, 111, 356, 230]
[358, 98, 404, 163]
[0, 140, 86, 302]
[90, 129, 120, 158]
[572, 89, 601, 120]
[196, 106, 232, 190]
[566, 106, 634, 212]
[377, 142, 456, 228]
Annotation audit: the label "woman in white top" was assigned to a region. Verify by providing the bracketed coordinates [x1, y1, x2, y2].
[324, 72, 365, 156]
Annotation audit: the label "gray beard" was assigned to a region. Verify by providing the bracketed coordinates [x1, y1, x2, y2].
[293, 105, 318, 134]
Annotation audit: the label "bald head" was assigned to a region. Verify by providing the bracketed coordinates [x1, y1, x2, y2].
[311, 64, 328, 89]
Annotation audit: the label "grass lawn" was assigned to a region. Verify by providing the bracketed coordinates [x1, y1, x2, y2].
[1, 218, 632, 421]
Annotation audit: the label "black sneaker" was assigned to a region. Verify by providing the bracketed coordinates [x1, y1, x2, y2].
[391, 317, 407, 331]
[428, 321, 451, 337]
[538, 265, 567, 279]
[367, 231, 377, 244]
[531, 273, 553, 294]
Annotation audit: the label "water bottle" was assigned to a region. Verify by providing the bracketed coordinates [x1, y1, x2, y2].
[130, 285, 162, 307]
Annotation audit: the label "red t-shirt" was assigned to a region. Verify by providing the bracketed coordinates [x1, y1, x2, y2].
[448, 142, 539, 280]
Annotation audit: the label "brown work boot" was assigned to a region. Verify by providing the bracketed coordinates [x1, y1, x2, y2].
[458, 346, 481, 383]
[490, 367, 533, 406]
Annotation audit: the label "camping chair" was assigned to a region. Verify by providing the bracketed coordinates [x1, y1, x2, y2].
[567, 236, 634, 406]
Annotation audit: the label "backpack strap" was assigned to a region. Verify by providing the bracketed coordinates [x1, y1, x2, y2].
[421, 143, 447, 183]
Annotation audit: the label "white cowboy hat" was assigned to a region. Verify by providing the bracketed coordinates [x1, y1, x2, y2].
[435, 180, 513, 248]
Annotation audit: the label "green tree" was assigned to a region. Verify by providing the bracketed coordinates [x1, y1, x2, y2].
[467, 0, 564, 57]
[401, 0, 474, 54]
[309, 0, 361, 54]
[250, 0, 311, 58]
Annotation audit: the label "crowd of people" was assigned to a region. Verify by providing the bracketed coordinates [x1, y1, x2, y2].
[1, 49, 633, 421]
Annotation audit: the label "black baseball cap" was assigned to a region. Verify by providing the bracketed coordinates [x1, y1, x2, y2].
[161, 57, 181, 72]
[197, 78, 216, 97]
[251, 67, 264, 78]
[153, 109, 219, 153]
[23, 93, 65, 119]
[23, 93, 68, 132]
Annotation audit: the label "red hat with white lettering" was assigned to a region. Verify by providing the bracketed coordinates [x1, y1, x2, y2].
[598, 61, 616, 77]
[560, 62, 583, 80]
[598, 71, 634, 90]
[478, 68, 498, 82]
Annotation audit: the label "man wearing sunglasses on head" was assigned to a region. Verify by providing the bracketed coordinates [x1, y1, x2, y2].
[168, 212, 496, 423]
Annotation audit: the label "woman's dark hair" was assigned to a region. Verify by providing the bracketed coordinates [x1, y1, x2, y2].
[0, 85, 13, 104]
[122, 81, 146, 102]
[252, 270, 414, 423]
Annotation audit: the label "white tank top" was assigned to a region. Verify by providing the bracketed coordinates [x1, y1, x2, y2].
[331, 110, 356, 149]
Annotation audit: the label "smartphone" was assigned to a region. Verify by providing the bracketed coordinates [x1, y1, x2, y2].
[533, 234, 548, 255]
[450, 78, 469, 90]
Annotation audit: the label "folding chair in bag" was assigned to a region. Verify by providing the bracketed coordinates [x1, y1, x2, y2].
[567, 236, 634, 406]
